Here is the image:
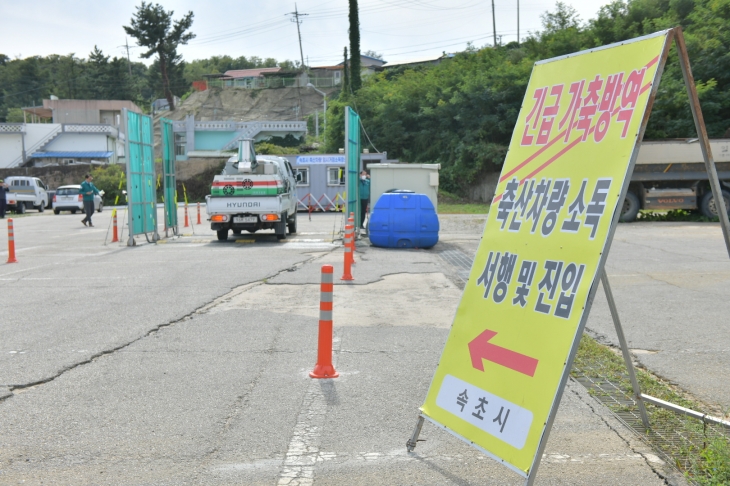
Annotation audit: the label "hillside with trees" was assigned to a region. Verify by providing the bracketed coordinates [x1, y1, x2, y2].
[326, 0, 730, 195]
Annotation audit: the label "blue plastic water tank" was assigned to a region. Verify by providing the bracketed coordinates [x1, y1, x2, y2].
[368, 193, 439, 249]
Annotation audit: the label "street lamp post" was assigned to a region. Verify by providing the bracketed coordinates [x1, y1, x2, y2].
[306, 83, 327, 146]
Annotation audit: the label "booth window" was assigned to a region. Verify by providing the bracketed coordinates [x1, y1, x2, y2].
[294, 168, 310, 186]
[174, 133, 187, 156]
[327, 167, 345, 186]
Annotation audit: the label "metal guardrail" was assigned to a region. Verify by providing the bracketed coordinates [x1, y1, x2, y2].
[171, 120, 307, 133]
[62, 124, 119, 138]
[0, 123, 25, 133]
[220, 121, 307, 150]
[203, 77, 340, 90]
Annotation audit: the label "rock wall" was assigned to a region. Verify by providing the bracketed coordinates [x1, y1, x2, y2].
[467, 172, 500, 203]
[0, 166, 89, 189]
[0, 159, 226, 191]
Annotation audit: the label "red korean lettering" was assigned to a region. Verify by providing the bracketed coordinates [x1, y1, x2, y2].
[576, 105, 596, 141]
[521, 87, 547, 146]
[593, 111, 611, 142]
[594, 72, 624, 143]
[599, 72, 624, 112]
[617, 68, 647, 138]
[536, 84, 564, 145]
[584, 75, 603, 106]
[575, 75, 602, 141]
[558, 80, 584, 142]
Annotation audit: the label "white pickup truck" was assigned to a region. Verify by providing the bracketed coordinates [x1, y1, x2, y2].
[4, 176, 49, 213]
[206, 139, 299, 241]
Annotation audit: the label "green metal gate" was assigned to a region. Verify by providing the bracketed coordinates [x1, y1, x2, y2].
[124, 108, 158, 245]
[345, 106, 362, 228]
[160, 118, 178, 235]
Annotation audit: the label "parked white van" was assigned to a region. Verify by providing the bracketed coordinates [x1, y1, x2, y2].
[4, 177, 49, 213]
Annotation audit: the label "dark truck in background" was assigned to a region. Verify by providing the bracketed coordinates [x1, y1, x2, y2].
[620, 139, 730, 221]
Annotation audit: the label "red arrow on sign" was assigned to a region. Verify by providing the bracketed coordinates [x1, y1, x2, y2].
[468, 329, 539, 377]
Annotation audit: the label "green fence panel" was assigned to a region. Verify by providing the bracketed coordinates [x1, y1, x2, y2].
[124, 109, 158, 244]
[345, 106, 361, 228]
[160, 118, 178, 232]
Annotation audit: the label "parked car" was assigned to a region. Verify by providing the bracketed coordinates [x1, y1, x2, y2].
[52, 185, 103, 214]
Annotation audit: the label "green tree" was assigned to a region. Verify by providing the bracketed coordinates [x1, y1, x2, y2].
[348, 0, 361, 92]
[183, 55, 283, 84]
[147, 50, 187, 101]
[363, 50, 383, 60]
[91, 164, 126, 206]
[124, 2, 195, 110]
[0, 53, 151, 120]
[86, 46, 110, 99]
[342, 47, 350, 100]
[107, 57, 133, 100]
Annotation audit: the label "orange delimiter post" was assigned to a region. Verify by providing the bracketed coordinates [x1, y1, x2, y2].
[310, 265, 339, 378]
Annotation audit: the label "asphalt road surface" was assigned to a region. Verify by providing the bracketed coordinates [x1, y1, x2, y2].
[0, 209, 690, 485]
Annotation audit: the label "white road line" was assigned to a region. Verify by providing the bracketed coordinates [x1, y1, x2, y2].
[276, 380, 329, 486]
[277, 338, 341, 485]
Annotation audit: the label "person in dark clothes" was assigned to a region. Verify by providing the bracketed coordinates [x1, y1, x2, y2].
[80, 174, 100, 227]
[0, 180, 8, 219]
[359, 170, 370, 227]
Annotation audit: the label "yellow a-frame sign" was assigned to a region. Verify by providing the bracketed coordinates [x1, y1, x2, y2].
[408, 27, 730, 485]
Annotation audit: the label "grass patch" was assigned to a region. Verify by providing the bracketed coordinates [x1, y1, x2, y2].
[634, 209, 719, 223]
[438, 189, 490, 214]
[439, 203, 491, 214]
[572, 334, 730, 484]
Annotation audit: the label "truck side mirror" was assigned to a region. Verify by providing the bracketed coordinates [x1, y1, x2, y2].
[296, 173, 303, 182]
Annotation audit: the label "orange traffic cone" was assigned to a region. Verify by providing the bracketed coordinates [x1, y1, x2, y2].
[6, 218, 17, 264]
[341, 224, 354, 281]
[111, 210, 119, 242]
[310, 265, 339, 378]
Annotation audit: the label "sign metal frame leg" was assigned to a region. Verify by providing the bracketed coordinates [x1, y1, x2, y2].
[406, 415, 425, 452]
[674, 29, 730, 256]
[600, 270, 650, 429]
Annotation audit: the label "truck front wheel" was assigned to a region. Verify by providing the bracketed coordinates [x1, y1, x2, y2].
[217, 229, 229, 241]
[620, 191, 640, 222]
[700, 190, 730, 219]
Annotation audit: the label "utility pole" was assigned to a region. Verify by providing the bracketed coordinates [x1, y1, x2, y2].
[517, 0, 520, 43]
[492, 0, 497, 46]
[119, 38, 134, 76]
[289, 4, 308, 70]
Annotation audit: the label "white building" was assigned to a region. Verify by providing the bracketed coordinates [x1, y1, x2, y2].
[0, 99, 143, 168]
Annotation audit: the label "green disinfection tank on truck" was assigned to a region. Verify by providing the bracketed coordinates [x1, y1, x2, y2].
[206, 139, 299, 241]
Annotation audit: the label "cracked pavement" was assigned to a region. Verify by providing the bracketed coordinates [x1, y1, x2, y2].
[0, 209, 688, 484]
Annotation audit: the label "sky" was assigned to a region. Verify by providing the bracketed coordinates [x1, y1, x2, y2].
[0, 0, 612, 67]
